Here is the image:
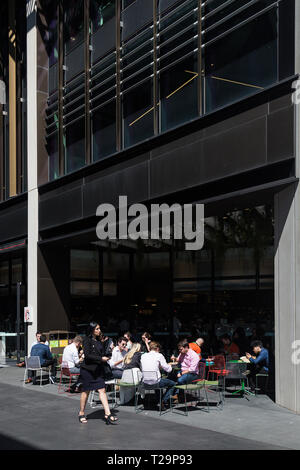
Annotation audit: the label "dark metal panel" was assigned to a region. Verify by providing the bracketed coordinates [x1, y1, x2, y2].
[92, 18, 116, 64]
[83, 161, 149, 217]
[150, 117, 267, 198]
[122, 0, 153, 41]
[65, 43, 85, 83]
[39, 186, 83, 230]
[267, 106, 294, 163]
[0, 200, 28, 243]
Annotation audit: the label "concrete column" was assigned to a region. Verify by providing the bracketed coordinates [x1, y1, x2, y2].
[274, 1, 300, 413]
[26, 0, 39, 350]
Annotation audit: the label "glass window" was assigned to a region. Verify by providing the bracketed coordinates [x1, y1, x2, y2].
[71, 250, 99, 279]
[173, 250, 211, 279]
[64, 118, 85, 174]
[103, 252, 130, 280]
[71, 281, 99, 296]
[214, 248, 256, 277]
[47, 132, 59, 181]
[42, 0, 58, 66]
[64, 0, 84, 54]
[90, 0, 115, 34]
[123, 0, 136, 9]
[204, 10, 278, 113]
[92, 99, 116, 161]
[159, 53, 198, 132]
[123, 79, 154, 148]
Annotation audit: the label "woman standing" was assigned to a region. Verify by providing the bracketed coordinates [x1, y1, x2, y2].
[78, 322, 118, 425]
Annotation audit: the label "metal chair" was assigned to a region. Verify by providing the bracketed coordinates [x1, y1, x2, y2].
[58, 361, 80, 395]
[175, 362, 209, 416]
[88, 379, 118, 409]
[23, 356, 51, 387]
[225, 362, 254, 399]
[141, 371, 173, 415]
[255, 372, 269, 395]
[117, 368, 142, 411]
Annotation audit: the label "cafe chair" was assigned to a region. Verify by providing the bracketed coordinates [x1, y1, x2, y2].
[89, 379, 119, 409]
[58, 361, 80, 395]
[117, 368, 142, 411]
[255, 372, 269, 395]
[175, 362, 209, 416]
[141, 371, 173, 416]
[23, 356, 51, 387]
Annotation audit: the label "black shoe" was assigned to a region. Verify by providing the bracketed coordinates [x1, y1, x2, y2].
[104, 414, 118, 425]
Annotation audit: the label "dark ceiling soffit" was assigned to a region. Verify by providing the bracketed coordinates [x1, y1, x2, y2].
[0, 239, 27, 254]
[38, 74, 299, 195]
[38, 176, 298, 247]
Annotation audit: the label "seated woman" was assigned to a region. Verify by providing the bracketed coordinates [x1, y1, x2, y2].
[123, 343, 142, 370]
[119, 343, 142, 405]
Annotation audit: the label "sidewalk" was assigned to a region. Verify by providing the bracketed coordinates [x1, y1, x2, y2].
[0, 364, 298, 450]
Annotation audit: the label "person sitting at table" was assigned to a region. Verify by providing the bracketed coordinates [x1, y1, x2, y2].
[174, 341, 200, 389]
[245, 340, 269, 391]
[189, 338, 204, 360]
[140, 332, 152, 353]
[108, 336, 127, 379]
[220, 334, 240, 358]
[62, 335, 84, 392]
[124, 331, 134, 351]
[123, 343, 142, 370]
[25, 335, 57, 384]
[140, 341, 176, 411]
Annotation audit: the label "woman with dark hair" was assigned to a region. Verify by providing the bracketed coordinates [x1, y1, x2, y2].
[78, 322, 118, 425]
[140, 332, 152, 353]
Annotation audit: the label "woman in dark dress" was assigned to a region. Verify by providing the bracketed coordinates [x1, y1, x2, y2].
[78, 322, 118, 425]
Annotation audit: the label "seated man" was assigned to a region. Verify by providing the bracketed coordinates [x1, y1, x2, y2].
[62, 335, 83, 391]
[175, 341, 200, 387]
[246, 340, 269, 391]
[189, 338, 204, 360]
[25, 335, 57, 384]
[17, 331, 49, 367]
[220, 334, 240, 358]
[141, 341, 176, 410]
[108, 336, 127, 379]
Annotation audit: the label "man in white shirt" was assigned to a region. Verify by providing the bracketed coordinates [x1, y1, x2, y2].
[62, 336, 83, 391]
[108, 336, 127, 379]
[62, 336, 83, 373]
[141, 341, 176, 409]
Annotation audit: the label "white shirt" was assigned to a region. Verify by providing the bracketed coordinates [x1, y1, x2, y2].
[62, 343, 80, 369]
[140, 351, 172, 385]
[109, 346, 126, 370]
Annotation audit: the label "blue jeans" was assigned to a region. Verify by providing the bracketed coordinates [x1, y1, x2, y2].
[158, 378, 176, 404]
[175, 372, 198, 393]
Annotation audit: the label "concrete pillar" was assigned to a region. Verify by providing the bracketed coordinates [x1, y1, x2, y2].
[26, 0, 39, 349]
[274, 1, 300, 413]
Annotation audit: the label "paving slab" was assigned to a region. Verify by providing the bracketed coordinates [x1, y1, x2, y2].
[0, 365, 297, 450]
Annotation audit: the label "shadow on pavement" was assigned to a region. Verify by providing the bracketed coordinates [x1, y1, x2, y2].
[0, 432, 38, 450]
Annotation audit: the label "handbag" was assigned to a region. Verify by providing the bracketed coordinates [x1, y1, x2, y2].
[103, 361, 114, 380]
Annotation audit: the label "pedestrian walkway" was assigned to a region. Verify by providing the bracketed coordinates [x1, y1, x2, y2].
[0, 364, 298, 450]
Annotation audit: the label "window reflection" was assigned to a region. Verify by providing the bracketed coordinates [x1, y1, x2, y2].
[204, 10, 278, 113]
[90, 0, 115, 34]
[159, 54, 198, 132]
[64, 0, 84, 54]
[92, 99, 116, 161]
[123, 79, 154, 148]
[47, 131, 59, 181]
[64, 118, 85, 174]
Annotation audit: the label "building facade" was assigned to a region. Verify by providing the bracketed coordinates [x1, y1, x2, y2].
[1, 0, 300, 412]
